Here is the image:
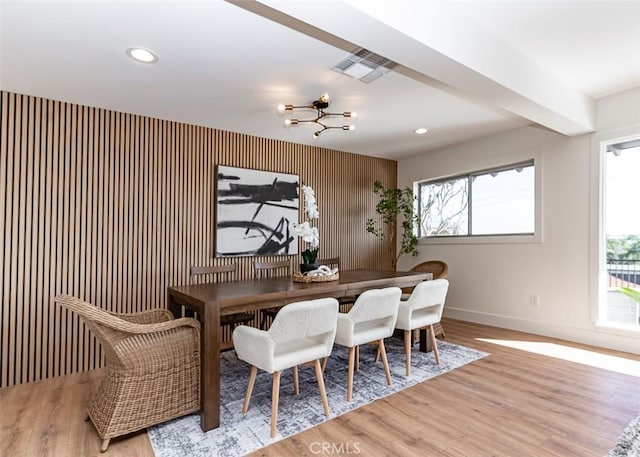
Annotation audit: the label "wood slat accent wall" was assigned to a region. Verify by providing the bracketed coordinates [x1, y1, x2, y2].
[0, 91, 396, 387]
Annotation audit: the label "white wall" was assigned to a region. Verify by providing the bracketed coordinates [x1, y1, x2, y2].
[398, 87, 640, 354]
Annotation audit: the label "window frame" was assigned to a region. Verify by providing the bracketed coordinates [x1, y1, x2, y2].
[590, 130, 640, 335]
[416, 159, 542, 245]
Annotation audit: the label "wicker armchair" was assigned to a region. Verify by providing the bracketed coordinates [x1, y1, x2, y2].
[55, 294, 201, 452]
[409, 260, 449, 280]
[403, 260, 449, 338]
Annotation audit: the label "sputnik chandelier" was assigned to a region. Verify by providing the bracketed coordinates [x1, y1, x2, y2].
[277, 93, 357, 138]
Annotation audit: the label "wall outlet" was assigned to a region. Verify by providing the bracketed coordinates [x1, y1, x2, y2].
[529, 294, 539, 307]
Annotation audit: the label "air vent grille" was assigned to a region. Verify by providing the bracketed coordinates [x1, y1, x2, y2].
[332, 48, 397, 83]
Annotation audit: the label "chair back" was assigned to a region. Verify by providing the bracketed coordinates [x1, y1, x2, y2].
[348, 287, 401, 327]
[268, 298, 339, 352]
[254, 259, 291, 278]
[317, 257, 340, 269]
[190, 264, 236, 284]
[404, 279, 449, 319]
[409, 260, 448, 279]
[54, 295, 133, 365]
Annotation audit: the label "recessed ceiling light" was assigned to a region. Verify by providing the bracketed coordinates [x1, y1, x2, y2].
[414, 127, 428, 135]
[125, 47, 159, 64]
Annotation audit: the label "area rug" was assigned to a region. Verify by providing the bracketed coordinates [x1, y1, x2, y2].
[607, 415, 640, 457]
[148, 338, 487, 457]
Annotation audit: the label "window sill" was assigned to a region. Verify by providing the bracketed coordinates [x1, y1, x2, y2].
[594, 321, 640, 337]
[418, 233, 542, 245]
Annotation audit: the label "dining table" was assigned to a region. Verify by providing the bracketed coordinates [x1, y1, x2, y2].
[167, 268, 431, 432]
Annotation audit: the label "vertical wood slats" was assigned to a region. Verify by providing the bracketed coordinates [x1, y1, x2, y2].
[0, 90, 397, 388]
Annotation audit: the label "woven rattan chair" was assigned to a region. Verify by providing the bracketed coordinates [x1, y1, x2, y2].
[55, 294, 200, 452]
[403, 260, 449, 338]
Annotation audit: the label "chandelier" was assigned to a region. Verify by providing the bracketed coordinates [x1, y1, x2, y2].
[277, 93, 357, 138]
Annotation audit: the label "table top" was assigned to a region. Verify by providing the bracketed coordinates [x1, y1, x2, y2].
[168, 269, 430, 308]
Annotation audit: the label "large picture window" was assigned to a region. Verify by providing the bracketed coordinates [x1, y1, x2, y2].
[418, 160, 535, 237]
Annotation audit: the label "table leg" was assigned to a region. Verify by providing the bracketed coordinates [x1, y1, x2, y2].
[167, 293, 181, 318]
[199, 304, 220, 431]
[168, 292, 221, 431]
[419, 328, 433, 353]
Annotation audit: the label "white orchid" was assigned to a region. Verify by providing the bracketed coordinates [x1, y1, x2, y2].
[291, 221, 319, 248]
[301, 185, 319, 220]
[294, 185, 320, 264]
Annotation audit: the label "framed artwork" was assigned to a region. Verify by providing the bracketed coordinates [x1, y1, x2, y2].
[215, 166, 299, 257]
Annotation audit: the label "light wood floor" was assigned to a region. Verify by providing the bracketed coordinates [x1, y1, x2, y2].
[1, 319, 638, 457]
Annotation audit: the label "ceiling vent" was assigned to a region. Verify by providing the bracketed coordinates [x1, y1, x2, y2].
[332, 48, 397, 83]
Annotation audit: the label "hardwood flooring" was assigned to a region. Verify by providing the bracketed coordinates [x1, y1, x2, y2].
[1, 319, 638, 456]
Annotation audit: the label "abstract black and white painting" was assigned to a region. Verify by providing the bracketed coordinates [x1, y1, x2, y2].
[216, 166, 299, 257]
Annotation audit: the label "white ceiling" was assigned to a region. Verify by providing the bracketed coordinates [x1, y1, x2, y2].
[1, 0, 639, 160]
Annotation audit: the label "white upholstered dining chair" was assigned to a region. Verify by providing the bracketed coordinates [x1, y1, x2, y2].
[334, 287, 401, 402]
[232, 297, 339, 438]
[395, 278, 449, 375]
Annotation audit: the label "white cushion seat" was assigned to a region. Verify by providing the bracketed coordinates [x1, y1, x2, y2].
[395, 279, 449, 376]
[334, 287, 401, 402]
[233, 298, 338, 438]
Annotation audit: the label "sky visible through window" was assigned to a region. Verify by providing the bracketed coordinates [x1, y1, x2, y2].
[605, 145, 640, 237]
[472, 167, 535, 234]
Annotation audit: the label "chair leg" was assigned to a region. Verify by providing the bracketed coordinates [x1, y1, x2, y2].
[271, 371, 281, 438]
[378, 339, 393, 386]
[429, 325, 440, 364]
[404, 329, 412, 376]
[374, 345, 380, 364]
[242, 365, 258, 413]
[100, 438, 110, 453]
[347, 346, 355, 402]
[292, 366, 299, 395]
[314, 359, 330, 416]
[355, 345, 360, 372]
[321, 356, 328, 372]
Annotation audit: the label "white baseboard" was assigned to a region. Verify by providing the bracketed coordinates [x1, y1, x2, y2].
[444, 307, 640, 355]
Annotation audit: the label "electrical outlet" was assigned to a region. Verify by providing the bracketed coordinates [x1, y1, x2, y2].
[529, 294, 539, 307]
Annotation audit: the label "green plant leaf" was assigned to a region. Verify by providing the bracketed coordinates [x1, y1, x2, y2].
[619, 287, 640, 304]
[366, 180, 421, 262]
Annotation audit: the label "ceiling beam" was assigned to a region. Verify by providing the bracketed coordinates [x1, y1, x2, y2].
[235, 0, 595, 136]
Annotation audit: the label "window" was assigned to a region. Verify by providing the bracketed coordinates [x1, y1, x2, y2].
[601, 137, 640, 329]
[418, 160, 535, 237]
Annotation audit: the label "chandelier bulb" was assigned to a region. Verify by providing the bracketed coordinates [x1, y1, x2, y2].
[284, 119, 292, 127]
[349, 125, 355, 131]
[277, 103, 286, 113]
[351, 111, 358, 118]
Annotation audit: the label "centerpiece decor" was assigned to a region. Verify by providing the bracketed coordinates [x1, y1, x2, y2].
[291, 185, 339, 282]
[292, 185, 320, 273]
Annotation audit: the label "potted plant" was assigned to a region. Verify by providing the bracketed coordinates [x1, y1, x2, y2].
[366, 180, 420, 270]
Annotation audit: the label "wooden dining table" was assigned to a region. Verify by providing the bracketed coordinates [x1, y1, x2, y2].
[167, 268, 431, 432]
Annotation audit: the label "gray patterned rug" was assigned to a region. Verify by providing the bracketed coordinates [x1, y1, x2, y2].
[608, 415, 640, 457]
[148, 338, 487, 457]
